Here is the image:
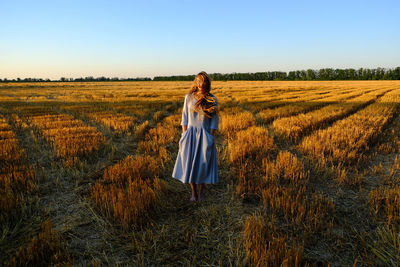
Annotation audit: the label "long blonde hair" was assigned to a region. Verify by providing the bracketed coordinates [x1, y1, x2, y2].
[189, 71, 217, 118]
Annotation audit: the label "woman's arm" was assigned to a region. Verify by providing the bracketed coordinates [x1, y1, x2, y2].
[181, 94, 188, 132]
[210, 97, 218, 137]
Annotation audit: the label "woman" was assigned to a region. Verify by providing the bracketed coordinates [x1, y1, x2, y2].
[172, 71, 219, 202]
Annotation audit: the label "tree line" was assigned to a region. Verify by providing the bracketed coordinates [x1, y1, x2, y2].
[1, 67, 399, 82]
[0, 76, 151, 83]
[153, 67, 400, 81]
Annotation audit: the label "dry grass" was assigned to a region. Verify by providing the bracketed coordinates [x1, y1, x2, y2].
[260, 151, 333, 231]
[7, 220, 71, 266]
[299, 90, 400, 167]
[220, 110, 256, 139]
[367, 225, 400, 266]
[228, 126, 276, 163]
[63, 105, 136, 133]
[137, 122, 178, 168]
[244, 215, 303, 266]
[272, 88, 389, 141]
[0, 114, 36, 220]
[27, 112, 106, 166]
[91, 120, 178, 230]
[2, 80, 400, 265]
[91, 155, 166, 229]
[370, 185, 400, 225]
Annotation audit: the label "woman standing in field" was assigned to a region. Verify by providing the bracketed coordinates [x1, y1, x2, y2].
[172, 71, 219, 202]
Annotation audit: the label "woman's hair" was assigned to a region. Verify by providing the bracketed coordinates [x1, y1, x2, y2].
[189, 71, 217, 118]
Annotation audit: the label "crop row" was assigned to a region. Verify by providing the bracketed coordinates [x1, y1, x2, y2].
[233, 87, 334, 113]
[238, 87, 342, 115]
[0, 114, 36, 221]
[91, 155, 166, 229]
[15, 106, 106, 166]
[299, 89, 400, 167]
[255, 88, 378, 124]
[63, 105, 136, 133]
[91, 120, 178, 229]
[233, 84, 376, 115]
[273, 88, 392, 141]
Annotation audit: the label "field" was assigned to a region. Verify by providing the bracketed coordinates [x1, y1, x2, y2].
[1, 80, 400, 266]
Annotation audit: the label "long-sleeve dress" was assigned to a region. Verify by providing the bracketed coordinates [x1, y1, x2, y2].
[172, 92, 219, 184]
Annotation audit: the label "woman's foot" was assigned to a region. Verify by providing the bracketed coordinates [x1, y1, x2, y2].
[197, 194, 206, 202]
[196, 184, 205, 202]
[190, 183, 197, 203]
[189, 195, 197, 203]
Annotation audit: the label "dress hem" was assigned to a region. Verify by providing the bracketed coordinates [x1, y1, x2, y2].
[172, 176, 218, 184]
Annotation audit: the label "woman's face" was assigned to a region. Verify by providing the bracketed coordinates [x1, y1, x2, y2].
[194, 74, 210, 95]
[195, 84, 206, 94]
[199, 87, 206, 94]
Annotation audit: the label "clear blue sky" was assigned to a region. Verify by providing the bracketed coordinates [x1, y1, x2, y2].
[1, 0, 399, 79]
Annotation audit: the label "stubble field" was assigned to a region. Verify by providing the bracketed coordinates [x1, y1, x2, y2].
[1, 80, 400, 266]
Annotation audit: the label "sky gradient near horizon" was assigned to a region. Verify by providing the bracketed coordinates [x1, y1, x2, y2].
[1, 0, 399, 79]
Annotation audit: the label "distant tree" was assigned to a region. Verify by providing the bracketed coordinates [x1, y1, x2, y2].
[306, 69, 316, 80]
[287, 71, 295, 80]
[393, 67, 400, 80]
[366, 69, 372, 80]
[347, 68, 356, 80]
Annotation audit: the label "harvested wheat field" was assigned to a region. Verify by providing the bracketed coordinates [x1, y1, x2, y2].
[1, 80, 400, 266]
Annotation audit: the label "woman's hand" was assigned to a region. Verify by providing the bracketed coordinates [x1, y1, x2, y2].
[210, 129, 217, 136]
[182, 125, 187, 132]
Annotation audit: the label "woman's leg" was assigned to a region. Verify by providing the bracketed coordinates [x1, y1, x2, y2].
[197, 184, 205, 201]
[190, 183, 197, 202]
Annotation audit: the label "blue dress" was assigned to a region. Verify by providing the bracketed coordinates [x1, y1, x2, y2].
[172, 92, 219, 184]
